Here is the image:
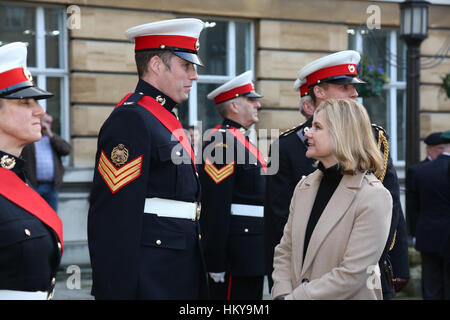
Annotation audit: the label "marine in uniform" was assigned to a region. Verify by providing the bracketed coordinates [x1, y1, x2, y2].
[199, 71, 266, 300]
[264, 50, 410, 299]
[0, 42, 63, 300]
[87, 19, 207, 300]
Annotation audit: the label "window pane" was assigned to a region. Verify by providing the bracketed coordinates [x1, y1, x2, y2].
[0, 4, 36, 67]
[45, 77, 62, 136]
[396, 89, 406, 161]
[198, 20, 228, 75]
[235, 21, 251, 74]
[362, 90, 388, 133]
[197, 83, 223, 130]
[45, 8, 62, 69]
[361, 29, 389, 80]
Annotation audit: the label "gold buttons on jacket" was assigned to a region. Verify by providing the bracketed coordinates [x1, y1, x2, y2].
[24, 228, 31, 236]
[156, 240, 162, 246]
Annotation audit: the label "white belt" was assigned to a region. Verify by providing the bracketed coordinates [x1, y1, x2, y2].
[0, 290, 52, 300]
[231, 204, 264, 218]
[144, 197, 201, 221]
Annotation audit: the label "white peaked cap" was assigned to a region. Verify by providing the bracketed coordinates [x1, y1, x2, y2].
[0, 42, 53, 100]
[294, 50, 364, 96]
[125, 18, 205, 66]
[207, 70, 262, 104]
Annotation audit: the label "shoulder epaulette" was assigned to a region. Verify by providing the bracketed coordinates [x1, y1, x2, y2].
[280, 123, 304, 138]
[371, 123, 386, 135]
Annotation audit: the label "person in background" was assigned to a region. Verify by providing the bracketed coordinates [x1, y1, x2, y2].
[0, 42, 63, 300]
[272, 98, 392, 300]
[407, 130, 450, 299]
[406, 131, 444, 241]
[21, 113, 71, 211]
[188, 125, 201, 156]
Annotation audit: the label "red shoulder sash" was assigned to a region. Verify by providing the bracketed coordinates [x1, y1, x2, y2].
[211, 125, 267, 174]
[0, 168, 63, 253]
[117, 94, 197, 171]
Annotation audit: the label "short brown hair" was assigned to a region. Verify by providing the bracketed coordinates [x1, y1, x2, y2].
[308, 83, 328, 105]
[135, 50, 173, 78]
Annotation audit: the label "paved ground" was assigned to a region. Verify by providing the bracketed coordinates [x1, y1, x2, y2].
[53, 267, 271, 300]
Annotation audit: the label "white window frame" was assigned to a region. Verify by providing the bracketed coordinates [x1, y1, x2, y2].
[352, 28, 406, 167]
[188, 19, 255, 125]
[2, 2, 70, 165]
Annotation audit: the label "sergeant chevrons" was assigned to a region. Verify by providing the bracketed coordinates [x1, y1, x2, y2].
[203, 125, 267, 184]
[88, 80, 205, 300]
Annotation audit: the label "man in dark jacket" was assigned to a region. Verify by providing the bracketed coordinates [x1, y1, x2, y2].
[407, 130, 450, 299]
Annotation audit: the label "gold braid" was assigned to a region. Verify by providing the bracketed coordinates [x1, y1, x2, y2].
[376, 128, 396, 251]
[377, 129, 389, 183]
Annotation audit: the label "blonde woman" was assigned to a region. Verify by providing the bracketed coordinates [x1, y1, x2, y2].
[271, 99, 392, 300]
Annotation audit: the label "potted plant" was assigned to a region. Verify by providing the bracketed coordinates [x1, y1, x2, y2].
[357, 54, 390, 98]
[441, 73, 450, 99]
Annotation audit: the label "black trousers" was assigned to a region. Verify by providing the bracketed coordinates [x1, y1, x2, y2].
[208, 273, 264, 300]
[421, 252, 450, 300]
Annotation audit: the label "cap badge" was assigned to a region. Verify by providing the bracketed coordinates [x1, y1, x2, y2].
[195, 39, 200, 52]
[156, 95, 166, 106]
[22, 65, 33, 82]
[348, 65, 356, 73]
[0, 155, 16, 170]
[111, 144, 129, 167]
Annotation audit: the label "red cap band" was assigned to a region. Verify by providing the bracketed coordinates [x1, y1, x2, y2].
[300, 84, 308, 97]
[135, 35, 199, 52]
[306, 63, 357, 87]
[0, 67, 30, 91]
[213, 83, 255, 104]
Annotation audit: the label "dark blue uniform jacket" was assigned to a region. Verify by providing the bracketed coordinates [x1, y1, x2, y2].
[88, 80, 206, 300]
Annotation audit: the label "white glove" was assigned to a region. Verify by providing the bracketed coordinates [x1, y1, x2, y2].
[209, 272, 226, 283]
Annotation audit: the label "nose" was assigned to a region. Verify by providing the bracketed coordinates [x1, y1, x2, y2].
[189, 64, 199, 81]
[304, 128, 312, 139]
[350, 85, 358, 99]
[30, 99, 45, 117]
[254, 100, 262, 109]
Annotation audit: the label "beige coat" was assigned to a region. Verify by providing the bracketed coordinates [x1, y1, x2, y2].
[271, 169, 392, 300]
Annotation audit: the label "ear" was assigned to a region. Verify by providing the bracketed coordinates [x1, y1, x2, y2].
[313, 85, 327, 99]
[148, 55, 163, 75]
[228, 100, 240, 115]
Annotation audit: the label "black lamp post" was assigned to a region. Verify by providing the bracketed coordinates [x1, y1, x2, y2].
[399, 0, 429, 172]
